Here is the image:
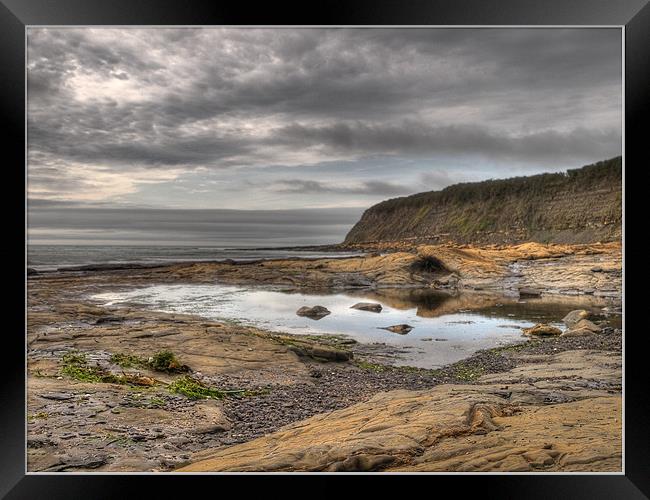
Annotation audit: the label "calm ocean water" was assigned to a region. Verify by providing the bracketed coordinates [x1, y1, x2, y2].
[27, 245, 362, 271]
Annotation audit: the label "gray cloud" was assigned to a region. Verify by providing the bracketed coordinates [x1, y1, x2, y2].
[27, 27, 622, 213]
[271, 179, 414, 196]
[273, 122, 621, 163]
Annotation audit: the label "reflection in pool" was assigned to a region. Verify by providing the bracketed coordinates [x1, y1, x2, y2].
[90, 285, 614, 369]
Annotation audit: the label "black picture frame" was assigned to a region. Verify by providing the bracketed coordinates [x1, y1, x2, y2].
[4, 0, 648, 497]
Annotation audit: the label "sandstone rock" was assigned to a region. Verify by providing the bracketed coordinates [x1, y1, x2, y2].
[561, 327, 593, 338]
[288, 344, 353, 362]
[562, 310, 589, 328]
[310, 346, 353, 362]
[341, 274, 374, 287]
[380, 324, 414, 335]
[296, 306, 331, 319]
[572, 319, 602, 334]
[178, 350, 622, 473]
[193, 423, 231, 434]
[350, 302, 383, 313]
[40, 392, 74, 401]
[522, 324, 562, 337]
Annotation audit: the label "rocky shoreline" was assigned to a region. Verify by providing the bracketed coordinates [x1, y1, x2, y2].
[27, 242, 622, 472]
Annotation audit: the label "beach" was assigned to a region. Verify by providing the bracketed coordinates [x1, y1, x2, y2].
[27, 241, 622, 472]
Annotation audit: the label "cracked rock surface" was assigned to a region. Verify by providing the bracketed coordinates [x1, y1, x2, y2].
[180, 350, 621, 472]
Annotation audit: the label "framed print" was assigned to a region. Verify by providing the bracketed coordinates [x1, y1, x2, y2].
[3, 0, 648, 496]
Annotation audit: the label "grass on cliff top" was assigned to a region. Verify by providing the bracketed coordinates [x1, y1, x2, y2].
[371, 156, 621, 213]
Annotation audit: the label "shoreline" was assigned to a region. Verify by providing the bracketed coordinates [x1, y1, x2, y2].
[26, 242, 623, 472]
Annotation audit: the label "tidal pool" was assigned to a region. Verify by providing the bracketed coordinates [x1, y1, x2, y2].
[90, 285, 613, 369]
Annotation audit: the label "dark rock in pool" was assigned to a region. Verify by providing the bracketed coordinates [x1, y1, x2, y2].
[380, 324, 414, 335]
[350, 302, 383, 313]
[296, 305, 331, 319]
[518, 287, 542, 298]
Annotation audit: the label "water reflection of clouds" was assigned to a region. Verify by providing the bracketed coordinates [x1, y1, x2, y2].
[91, 284, 607, 369]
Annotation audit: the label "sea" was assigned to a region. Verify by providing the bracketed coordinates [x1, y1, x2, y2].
[26, 244, 363, 272]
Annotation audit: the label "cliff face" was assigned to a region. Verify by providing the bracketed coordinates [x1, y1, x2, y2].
[344, 157, 622, 245]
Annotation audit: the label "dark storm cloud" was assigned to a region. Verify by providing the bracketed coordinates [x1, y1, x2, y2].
[273, 122, 620, 163]
[28, 27, 622, 198]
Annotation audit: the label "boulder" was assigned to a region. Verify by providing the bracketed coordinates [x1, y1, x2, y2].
[380, 324, 414, 335]
[561, 327, 593, 338]
[562, 310, 589, 328]
[522, 324, 562, 337]
[288, 344, 353, 362]
[296, 306, 331, 320]
[572, 319, 602, 334]
[309, 346, 353, 362]
[350, 302, 383, 313]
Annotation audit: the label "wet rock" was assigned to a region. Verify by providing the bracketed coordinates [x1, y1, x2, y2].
[296, 306, 331, 319]
[435, 274, 460, 287]
[572, 319, 602, 334]
[168, 436, 191, 446]
[28, 436, 56, 448]
[340, 274, 374, 287]
[522, 324, 562, 337]
[94, 316, 122, 324]
[40, 392, 74, 401]
[193, 423, 231, 435]
[350, 302, 383, 313]
[518, 287, 542, 298]
[289, 344, 353, 362]
[562, 310, 589, 328]
[380, 324, 414, 335]
[327, 454, 396, 472]
[43, 454, 109, 471]
[561, 327, 593, 338]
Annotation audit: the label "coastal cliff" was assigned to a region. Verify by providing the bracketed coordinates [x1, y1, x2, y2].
[344, 157, 622, 246]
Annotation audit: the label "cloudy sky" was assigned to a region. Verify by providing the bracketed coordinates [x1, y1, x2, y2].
[27, 28, 622, 245]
